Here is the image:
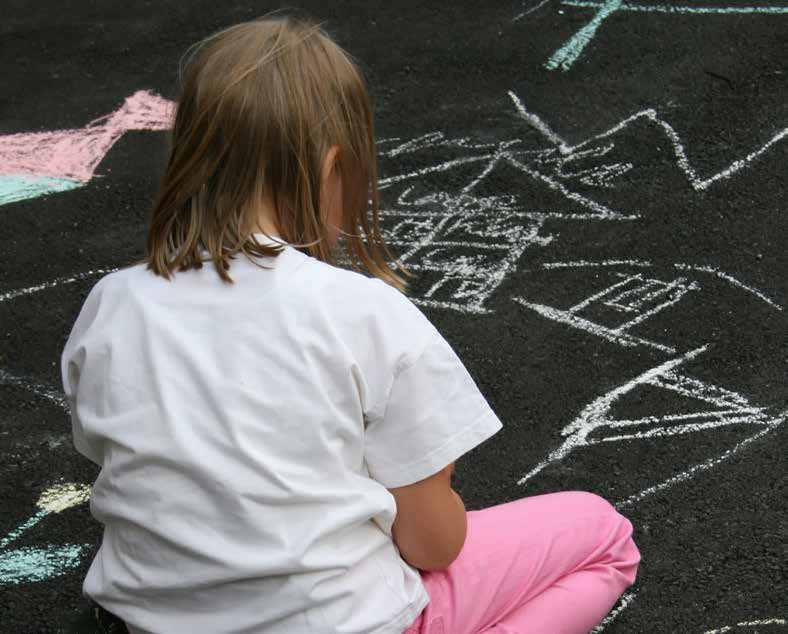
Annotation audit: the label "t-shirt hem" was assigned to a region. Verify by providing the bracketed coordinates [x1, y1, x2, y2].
[371, 583, 431, 634]
[375, 408, 503, 489]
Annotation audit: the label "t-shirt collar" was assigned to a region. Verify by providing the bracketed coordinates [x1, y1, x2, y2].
[251, 232, 289, 247]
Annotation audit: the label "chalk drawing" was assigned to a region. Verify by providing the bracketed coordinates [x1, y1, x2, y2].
[702, 618, 787, 633]
[511, 250, 787, 515]
[673, 263, 783, 312]
[0, 483, 92, 585]
[374, 91, 786, 313]
[591, 591, 637, 632]
[380, 188, 553, 313]
[3, 88, 780, 318]
[537, 1, 788, 71]
[539, 260, 783, 312]
[517, 272, 700, 353]
[615, 411, 785, 509]
[509, 340, 786, 502]
[0, 90, 173, 206]
[379, 126, 637, 219]
[507, 91, 788, 193]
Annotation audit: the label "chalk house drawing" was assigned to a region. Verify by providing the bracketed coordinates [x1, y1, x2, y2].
[375, 90, 786, 314]
[511, 260, 786, 510]
[0, 90, 173, 206]
[514, 0, 788, 71]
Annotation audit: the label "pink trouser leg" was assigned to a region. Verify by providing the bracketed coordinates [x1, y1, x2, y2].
[405, 491, 641, 634]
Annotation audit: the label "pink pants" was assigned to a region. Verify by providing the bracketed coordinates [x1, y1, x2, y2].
[402, 491, 641, 634]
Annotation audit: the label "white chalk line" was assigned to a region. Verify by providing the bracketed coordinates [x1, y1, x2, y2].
[507, 91, 787, 192]
[591, 591, 637, 632]
[702, 617, 787, 633]
[537, 260, 783, 312]
[607, 276, 688, 312]
[605, 408, 766, 428]
[594, 414, 771, 442]
[569, 273, 638, 312]
[673, 263, 783, 312]
[615, 411, 785, 509]
[514, 297, 677, 353]
[654, 371, 751, 409]
[0, 267, 117, 303]
[513, 0, 552, 21]
[0, 367, 68, 411]
[612, 281, 698, 333]
[543, 259, 653, 268]
[506, 154, 632, 219]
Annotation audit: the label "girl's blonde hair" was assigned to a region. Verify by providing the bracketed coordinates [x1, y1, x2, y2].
[144, 13, 412, 292]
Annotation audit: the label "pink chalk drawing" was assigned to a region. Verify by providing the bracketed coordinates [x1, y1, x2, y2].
[0, 90, 174, 206]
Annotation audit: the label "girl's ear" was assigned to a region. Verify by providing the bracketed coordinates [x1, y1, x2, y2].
[321, 145, 340, 183]
[319, 145, 343, 233]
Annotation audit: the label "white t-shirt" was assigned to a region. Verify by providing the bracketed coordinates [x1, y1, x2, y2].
[60, 233, 503, 634]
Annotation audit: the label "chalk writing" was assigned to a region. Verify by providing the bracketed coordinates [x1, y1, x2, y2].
[0, 90, 173, 206]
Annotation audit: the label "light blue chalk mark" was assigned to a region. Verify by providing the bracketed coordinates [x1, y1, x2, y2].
[546, 0, 623, 71]
[545, 0, 788, 71]
[0, 544, 89, 585]
[563, 1, 788, 14]
[0, 174, 82, 206]
[0, 509, 48, 550]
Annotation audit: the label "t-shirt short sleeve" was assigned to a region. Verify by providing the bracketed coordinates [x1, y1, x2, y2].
[60, 276, 109, 468]
[363, 296, 504, 489]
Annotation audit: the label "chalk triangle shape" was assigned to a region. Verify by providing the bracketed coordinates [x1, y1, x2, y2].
[589, 372, 770, 444]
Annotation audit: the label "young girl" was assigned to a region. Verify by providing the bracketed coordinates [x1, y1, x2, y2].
[61, 14, 640, 634]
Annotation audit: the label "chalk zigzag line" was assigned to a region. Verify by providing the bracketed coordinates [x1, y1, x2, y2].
[508, 91, 788, 192]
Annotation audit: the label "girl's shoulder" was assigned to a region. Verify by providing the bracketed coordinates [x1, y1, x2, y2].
[303, 257, 436, 339]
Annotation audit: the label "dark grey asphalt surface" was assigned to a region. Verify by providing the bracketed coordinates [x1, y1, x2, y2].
[1, 1, 786, 632]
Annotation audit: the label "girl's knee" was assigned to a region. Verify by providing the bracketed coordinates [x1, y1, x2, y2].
[564, 490, 618, 517]
[569, 491, 637, 541]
